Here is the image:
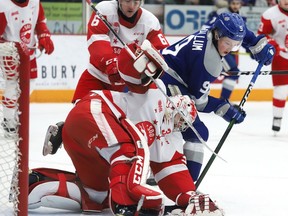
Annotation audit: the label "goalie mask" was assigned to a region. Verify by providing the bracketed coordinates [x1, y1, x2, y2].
[164, 95, 197, 132]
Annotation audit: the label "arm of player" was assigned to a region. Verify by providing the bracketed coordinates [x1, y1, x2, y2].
[0, 13, 7, 38]
[214, 99, 246, 124]
[35, 3, 54, 55]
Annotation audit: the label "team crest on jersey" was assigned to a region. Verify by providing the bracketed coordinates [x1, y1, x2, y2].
[20, 23, 32, 44]
[135, 121, 156, 146]
[112, 22, 120, 34]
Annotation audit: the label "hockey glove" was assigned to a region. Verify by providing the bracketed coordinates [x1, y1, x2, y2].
[249, 35, 275, 66]
[214, 100, 246, 124]
[105, 58, 122, 84]
[133, 40, 168, 86]
[38, 33, 54, 55]
[117, 43, 162, 93]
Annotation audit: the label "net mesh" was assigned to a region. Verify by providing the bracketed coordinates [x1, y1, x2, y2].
[0, 42, 22, 216]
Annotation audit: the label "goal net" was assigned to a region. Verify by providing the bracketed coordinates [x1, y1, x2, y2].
[0, 41, 30, 216]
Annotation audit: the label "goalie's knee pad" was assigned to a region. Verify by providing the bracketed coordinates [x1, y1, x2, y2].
[28, 168, 107, 212]
[29, 181, 82, 211]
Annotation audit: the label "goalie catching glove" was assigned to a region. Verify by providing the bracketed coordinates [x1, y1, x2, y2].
[118, 40, 168, 93]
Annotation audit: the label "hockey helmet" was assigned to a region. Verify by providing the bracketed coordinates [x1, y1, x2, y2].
[164, 95, 197, 132]
[213, 12, 246, 42]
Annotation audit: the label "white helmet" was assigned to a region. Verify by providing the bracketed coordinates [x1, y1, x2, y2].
[164, 95, 197, 132]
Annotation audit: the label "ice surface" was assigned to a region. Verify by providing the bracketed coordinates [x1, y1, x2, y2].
[27, 101, 288, 216]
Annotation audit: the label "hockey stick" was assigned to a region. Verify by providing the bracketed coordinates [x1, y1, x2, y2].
[85, 0, 226, 162]
[221, 70, 288, 76]
[195, 61, 264, 189]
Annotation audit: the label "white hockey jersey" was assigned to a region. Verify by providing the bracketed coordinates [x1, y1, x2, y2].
[0, 0, 41, 49]
[92, 79, 184, 163]
[259, 5, 288, 59]
[86, 0, 168, 85]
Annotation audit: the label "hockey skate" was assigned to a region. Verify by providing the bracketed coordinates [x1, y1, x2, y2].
[272, 117, 282, 135]
[167, 192, 224, 216]
[29, 169, 46, 186]
[42, 122, 64, 156]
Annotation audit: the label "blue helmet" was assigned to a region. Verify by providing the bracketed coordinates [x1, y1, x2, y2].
[213, 12, 246, 41]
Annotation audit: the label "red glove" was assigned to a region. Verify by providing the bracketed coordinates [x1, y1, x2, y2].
[105, 58, 122, 84]
[38, 33, 54, 55]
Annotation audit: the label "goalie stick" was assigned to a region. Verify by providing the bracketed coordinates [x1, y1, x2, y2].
[221, 70, 288, 76]
[195, 61, 264, 189]
[85, 0, 226, 162]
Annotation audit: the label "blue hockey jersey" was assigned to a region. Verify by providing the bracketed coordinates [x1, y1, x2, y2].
[160, 26, 258, 113]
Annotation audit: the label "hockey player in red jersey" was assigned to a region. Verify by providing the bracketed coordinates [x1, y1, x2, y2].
[73, 0, 169, 102]
[29, 43, 224, 216]
[258, 0, 288, 134]
[0, 0, 54, 135]
[43, 0, 169, 155]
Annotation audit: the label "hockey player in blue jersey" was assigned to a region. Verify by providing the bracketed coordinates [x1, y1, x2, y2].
[205, 0, 245, 100]
[160, 12, 275, 182]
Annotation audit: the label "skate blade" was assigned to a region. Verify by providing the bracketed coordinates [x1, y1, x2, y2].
[42, 125, 58, 156]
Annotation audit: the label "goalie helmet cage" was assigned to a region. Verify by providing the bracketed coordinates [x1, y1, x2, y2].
[0, 41, 29, 216]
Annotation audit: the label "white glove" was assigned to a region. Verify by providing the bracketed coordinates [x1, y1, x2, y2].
[133, 39, 168, 77]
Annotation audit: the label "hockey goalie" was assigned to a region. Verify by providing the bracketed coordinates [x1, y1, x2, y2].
[28, 40, 224, 216]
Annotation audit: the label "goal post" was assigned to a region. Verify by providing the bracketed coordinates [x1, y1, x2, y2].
[0, 41, 30, 216]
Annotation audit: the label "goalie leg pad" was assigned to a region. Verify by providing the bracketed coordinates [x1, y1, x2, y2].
[28, 181, 81, 210]
[29, 168, 106, 212]
[39, 195, 81, 212]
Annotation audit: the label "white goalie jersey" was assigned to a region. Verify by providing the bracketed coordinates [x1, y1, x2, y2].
[91, 79, 184, 163]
